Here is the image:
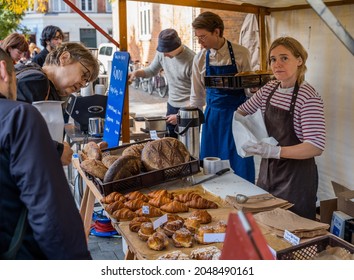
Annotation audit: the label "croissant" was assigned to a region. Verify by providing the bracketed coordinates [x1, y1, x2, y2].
[185, 197, 218, 209]
[148, 196, 172, 208]
[124, 191, 149, 202]
[135, 206, 164, 218]
[189, 210, 212, 224]
[105, 200, 125, 215]
[160, 201, 189, 213]
[173, 192, 201, 203]
[124, 198, 149, 211]
[129, 217, 152, 232]
[147, 189, 173, 199]
[111, 208, 137, 221]
[147, 232, 169, 251]
[101, 191, 124, 204]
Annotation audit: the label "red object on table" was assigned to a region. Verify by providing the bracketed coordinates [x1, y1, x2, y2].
[219, 211, 275, 260]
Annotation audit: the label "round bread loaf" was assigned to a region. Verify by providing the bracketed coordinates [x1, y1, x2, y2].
[83, 141, 102, 160]
[80, 159, 107, 180]
[101, 155, 120, 168]
[103, 155, 142, 183]
[141, 137, 190, 171]
[122, 143, 146, 157]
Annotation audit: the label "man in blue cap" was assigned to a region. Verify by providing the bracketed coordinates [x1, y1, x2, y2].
[129, 28, 195, 138]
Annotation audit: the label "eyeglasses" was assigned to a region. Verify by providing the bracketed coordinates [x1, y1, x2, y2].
[195, 34, 209, 42]
[79, 61, 91, 88]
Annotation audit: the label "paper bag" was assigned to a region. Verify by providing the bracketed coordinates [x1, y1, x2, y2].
[32, 101, 64, 143]
[232, 109, 277, 157]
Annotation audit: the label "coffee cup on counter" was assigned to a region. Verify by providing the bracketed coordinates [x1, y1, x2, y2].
[88, 117, 104, 137]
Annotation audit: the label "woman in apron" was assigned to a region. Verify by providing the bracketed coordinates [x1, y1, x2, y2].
[238, 37, 326, 220]
[190, 11, 255, 183]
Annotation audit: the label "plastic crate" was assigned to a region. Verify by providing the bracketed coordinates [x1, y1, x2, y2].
[276, 235, 354, 260]
[85, 141, 200, 196]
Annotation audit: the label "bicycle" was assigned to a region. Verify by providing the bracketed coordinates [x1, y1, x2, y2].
[129, 60, 150, 92]
[147, 69, 168, 98]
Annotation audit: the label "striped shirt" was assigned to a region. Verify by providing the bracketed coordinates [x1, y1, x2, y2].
[238, 80, 326, 150]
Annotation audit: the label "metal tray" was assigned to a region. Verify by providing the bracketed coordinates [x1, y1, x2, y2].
[86, 141, 200, 196]
[204, 73, 273, 89]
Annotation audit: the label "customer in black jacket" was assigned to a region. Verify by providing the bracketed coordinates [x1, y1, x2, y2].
[0, 48, 91, 259]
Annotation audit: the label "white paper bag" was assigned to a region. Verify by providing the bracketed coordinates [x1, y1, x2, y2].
[232, 109, 278, 157]
[32, 101, 64, 143]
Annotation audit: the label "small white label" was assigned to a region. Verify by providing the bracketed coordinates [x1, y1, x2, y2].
[150, 130, 159, 140]
[142, 205, 150, 215]
[153, 214, 168, 230]
[203, 233, 225, 243]
[283, 229, 300, 246]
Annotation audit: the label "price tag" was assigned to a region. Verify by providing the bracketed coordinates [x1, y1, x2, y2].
[203, 233, 225, 243]
[149, 130, 159, 140]
[142, 205, 150, 215]
[283, 229, 300, 246]
[153, 214, 168, 230]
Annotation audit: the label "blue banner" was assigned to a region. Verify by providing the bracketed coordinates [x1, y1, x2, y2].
[103, 51, 130, 148]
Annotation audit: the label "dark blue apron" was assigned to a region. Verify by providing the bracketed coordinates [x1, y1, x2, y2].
[201, 41, 255, 183]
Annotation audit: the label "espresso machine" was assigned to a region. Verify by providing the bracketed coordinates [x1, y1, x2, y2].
[176, 107, 204, 159]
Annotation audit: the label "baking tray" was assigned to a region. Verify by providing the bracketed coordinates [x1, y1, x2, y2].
[85, 141, 200, 196]
[204, 73, 273, 89]
[276, 235, 354, 260]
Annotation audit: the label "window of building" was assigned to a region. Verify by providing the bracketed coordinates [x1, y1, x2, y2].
[52, 0, 68, 12]
[138, 3, 152, 40]
[81, 0, 94, 12]
[106, 0, 112, 12]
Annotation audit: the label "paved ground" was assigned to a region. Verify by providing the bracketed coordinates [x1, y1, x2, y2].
[87, 84, 168, 260]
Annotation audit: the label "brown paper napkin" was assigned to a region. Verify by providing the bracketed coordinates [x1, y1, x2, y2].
[225, 193, 293, 213]
[254, 208, 330, 238]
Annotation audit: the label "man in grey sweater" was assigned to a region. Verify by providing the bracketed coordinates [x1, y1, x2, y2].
[129, 29, 195, 138]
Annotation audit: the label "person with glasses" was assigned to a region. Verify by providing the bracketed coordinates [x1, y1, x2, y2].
[0, 33, 29, 64]
[190, 11, 255, 183]
[15, 42, 99, 165]
[32, 25, 64, 67]
[0, 48, 91, 259]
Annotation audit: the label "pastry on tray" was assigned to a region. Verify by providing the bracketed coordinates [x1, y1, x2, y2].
[124, 191, 149, 202]
[129, 217, 152, 232]
[157, 250, 190, 260]
[148, 195, 172, 208]
[147, 232, 169, 251]
[162, 220, 184, 237]
[189, 210, 212, 224]
[104, 200, 125, 215]
[160, 200, 189, 213]
[138, 222, 155, 241]
[172, 228, 193, 248]
[190, 246, 221, 260]
[135, 205, 164, 218]
[111, 208, 137, 221]
[100, 191, 125, 204]
[124, 198, 149, 211]
[173, 192, 201, 203]
[184, 217, 200, 233]
[185, 197, 218, 209]
[147, 189, 174, 199]
[194, 225, 215, 244]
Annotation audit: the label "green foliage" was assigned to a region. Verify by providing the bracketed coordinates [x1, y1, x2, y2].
[0, 5, 25, 39]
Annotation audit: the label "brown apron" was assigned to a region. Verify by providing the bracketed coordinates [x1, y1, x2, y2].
[257, 82, 318, 220]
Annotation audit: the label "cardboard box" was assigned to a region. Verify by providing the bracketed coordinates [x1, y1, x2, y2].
[337, 190, 354, 217]
[330, 211, 353, 239]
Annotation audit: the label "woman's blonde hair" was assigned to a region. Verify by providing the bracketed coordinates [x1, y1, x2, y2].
[45, 42, 99, 82]
[268, 37, 308, 85]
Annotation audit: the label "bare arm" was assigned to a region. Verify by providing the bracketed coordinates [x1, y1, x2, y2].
[280, 142, 323, 160]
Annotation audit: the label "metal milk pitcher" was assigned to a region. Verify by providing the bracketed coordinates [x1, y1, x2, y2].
[176, 107, 203, 159]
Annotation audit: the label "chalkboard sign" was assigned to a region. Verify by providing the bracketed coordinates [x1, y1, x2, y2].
[103, 51, 130, 148]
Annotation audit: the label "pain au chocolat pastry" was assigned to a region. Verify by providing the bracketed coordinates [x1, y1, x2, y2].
[185, 197, 218, 209]
[111, 208, 137, 221]
[172, 228, 193, 248]
[173, 192, 201, 203]
[189, 209, 212, 224]
[160, 200, 189, 213]
[166, 214, 185, 223]
[194, 225, 215, 245]
[138, 222, 155, 241]
[147, 232, 169, 251]
[148, 195, 172, 208]
[124, 191, 149, 202]
[135, 206, 164, 218]
[129, 216, 152, 232]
